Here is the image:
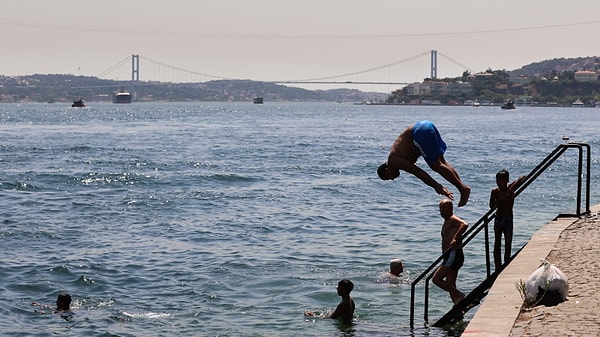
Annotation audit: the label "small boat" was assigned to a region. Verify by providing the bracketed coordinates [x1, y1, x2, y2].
[572, 98, 584, 107]
[253, 97, 264, 104]
[501, 100, 515, 109]
[72, 98, 86, 107]
[113, 87, 132, 104]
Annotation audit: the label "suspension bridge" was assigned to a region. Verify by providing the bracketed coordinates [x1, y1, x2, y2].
[97, 50, 472, 91]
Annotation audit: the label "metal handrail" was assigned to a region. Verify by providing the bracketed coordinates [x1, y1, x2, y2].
[409, 142, 591, 328]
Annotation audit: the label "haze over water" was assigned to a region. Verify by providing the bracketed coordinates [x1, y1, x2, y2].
[1, 102, 598, 336]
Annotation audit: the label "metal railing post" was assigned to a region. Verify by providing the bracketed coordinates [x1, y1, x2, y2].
[484, 217, 491, 277]
[576, 144, 583, 216]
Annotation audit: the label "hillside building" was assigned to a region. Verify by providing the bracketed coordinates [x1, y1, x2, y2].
[574, 70, 598, 82]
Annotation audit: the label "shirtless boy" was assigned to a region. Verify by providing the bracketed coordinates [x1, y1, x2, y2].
[433, 199, 468, 305]
[489, 169, 526, 270]
[377, 120, 471, 207]
[305, 279, 355, 323]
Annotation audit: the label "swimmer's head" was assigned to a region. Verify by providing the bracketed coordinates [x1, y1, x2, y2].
[377, 162, 400, 180]
[389, 258, 404, 276]
[56, 293, 71, 311]
[336, 279, 354, 295]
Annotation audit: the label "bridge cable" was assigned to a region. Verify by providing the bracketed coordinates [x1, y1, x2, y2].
[437, 52, 472, 73]
[140, 56, 229, 80]
[283, 51, 431, 83]
[97, 56, 131, 79]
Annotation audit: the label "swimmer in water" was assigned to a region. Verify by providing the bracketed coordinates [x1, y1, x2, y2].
[32, 292, 75, 320]
[388, 258, 404, 277]
[304, 279, 355, 323]
[376, 258, 405, 283]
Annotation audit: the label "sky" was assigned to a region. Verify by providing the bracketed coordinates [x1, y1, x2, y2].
[3, 0, 600, 92]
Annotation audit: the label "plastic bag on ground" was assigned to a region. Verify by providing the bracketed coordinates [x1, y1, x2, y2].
[524, 260, 569, 305]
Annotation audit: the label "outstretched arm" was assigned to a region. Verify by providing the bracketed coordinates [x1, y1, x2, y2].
[508, 175, 527, 192]
[399, 160, 454, 200]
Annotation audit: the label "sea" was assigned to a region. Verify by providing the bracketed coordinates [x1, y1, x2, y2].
[1, 102, 598, 337]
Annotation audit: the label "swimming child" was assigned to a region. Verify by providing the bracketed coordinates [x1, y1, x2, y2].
[304, 279, 355, 323]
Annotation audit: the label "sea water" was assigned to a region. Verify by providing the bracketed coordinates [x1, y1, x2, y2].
[1, 102, 598, 336]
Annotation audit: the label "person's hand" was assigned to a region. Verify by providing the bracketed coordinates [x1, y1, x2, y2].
[449, 239, 462, 250]
[304, 311, 314, 316]
[436, 185, 454, 200]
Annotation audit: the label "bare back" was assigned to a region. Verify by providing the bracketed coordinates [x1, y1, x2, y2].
[329, 297, 355, 322]
[387, 126, 421, 167]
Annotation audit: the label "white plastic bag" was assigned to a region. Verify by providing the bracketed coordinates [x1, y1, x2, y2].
[525, 260, 569, 304]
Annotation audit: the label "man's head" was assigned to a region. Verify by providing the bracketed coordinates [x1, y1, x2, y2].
[439, 198, 453, 218]
[389, 259, 404, 276]
[377, 162, 400, 180]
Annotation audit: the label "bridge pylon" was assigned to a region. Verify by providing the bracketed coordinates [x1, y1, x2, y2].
[132, 54, 139, 101]
[430, 50, 437, 79]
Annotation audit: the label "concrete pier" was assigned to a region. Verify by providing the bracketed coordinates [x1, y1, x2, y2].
[463, 204, 600, 336]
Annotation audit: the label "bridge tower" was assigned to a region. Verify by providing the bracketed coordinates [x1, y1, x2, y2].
[131, 54, 139, 101]
[430, 50, 437, 79]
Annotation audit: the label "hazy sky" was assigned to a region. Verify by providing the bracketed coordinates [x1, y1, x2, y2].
[3, 0, 600, 91]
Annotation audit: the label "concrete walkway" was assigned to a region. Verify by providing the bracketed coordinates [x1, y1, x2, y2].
[463, 204, 600, 337]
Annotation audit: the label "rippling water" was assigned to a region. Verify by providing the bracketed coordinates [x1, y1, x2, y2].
[1, 102, 598, 336]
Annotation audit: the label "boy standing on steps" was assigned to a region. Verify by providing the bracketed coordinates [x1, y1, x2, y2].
[489, 169, 526, 270]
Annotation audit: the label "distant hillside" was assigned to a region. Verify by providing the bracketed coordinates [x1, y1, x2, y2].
[6, 56, 600, 104]
[0, 74, 389, 103]
[510, 56, 600, 77]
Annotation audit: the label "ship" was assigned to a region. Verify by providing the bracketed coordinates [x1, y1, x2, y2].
[113, 87, 132, 104]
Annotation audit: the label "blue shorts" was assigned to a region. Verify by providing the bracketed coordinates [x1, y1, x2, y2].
[411, 120, 447, 167]
[494, 216, 514, 235]
[442, 249, 464, 271]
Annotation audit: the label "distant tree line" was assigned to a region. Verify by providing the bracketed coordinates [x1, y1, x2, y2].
[0, 74, 387, 103]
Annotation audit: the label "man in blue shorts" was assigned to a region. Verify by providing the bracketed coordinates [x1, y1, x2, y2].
[377, 120, 471, 207]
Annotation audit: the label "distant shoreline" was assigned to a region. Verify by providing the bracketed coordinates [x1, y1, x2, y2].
[353, 102, 599, 108]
